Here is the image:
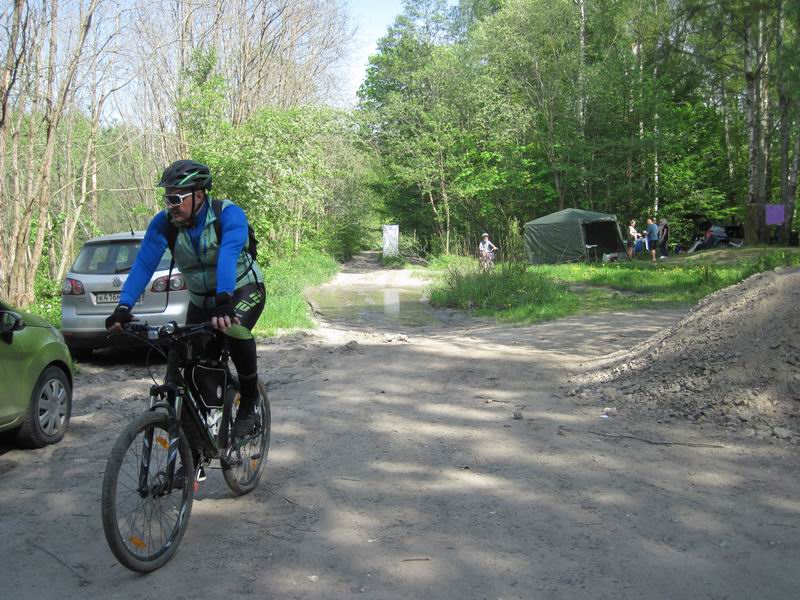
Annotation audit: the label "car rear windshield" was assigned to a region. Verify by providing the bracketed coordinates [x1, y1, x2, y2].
[70, 241, 172, 274]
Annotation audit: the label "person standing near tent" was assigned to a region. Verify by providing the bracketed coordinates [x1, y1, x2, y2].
[645, 218, 659, 263]
[658, 218, 669, 258]
[626, 220, 640, 258]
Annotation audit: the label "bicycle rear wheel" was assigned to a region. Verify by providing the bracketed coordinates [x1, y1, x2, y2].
[101, 412, 194, 572]
[223, 380, 270, 495]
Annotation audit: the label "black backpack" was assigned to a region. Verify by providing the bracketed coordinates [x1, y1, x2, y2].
[165, 199, 258, 262]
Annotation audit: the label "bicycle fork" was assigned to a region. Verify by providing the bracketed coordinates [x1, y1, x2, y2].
[138, 384, 184, 497]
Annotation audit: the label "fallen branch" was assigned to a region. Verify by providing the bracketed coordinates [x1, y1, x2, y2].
[586, 430, 725, 448]
[31, 543, 90, 586]
[401, 557, 430, 562]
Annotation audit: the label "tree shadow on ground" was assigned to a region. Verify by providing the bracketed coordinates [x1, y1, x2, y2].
[0, 311, 798, 600]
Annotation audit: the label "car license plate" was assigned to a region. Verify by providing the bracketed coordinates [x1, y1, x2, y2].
[96, 292, 121, 304]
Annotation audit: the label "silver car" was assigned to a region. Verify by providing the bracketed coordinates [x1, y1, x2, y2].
[61, 231, 190, 357]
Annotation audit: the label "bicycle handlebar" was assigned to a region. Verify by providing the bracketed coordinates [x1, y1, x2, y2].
[123, 321, 215, 341]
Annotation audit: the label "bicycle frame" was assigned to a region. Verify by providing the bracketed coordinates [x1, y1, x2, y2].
[136, 324, 237, 494]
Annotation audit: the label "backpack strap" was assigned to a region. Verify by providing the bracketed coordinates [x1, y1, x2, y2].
[211, 199, 224, 244]
[165, 215, 179, 254]
[212, 198, 256, 284]
[164, 214, 178, 314]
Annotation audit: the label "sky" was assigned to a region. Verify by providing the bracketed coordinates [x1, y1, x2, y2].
[338, 0, 405, 106]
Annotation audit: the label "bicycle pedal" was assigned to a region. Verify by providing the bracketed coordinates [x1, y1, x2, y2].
[195, 465, 207, 482]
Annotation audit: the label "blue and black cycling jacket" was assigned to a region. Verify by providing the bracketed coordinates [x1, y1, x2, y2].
[119, 201, 253, 309]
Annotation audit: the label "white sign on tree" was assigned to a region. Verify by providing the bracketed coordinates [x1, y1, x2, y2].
[383, 224, 399, 257]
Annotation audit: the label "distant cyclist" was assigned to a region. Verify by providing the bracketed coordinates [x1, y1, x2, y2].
[479, 233, 498, 269]
[479, 233, 498, 256]
[105, 160, 265, 438]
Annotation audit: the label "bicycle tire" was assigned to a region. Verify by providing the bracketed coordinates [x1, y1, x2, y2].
[222, 380, 271, 495]
[101, 411, 194, 572]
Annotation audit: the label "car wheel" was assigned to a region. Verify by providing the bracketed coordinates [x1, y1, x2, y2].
[16, 366, 72, 448]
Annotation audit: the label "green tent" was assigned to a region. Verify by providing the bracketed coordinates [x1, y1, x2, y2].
[524, 208, 626, 264]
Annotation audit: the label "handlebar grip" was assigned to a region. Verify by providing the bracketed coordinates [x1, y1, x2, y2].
[123, 322, 149, 333]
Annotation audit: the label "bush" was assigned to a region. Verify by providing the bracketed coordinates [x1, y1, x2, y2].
[429, 261, 579, 322]
[29, 271, 62, 327]
[427, 254, 476, 271]
[253, 248, 339, 336]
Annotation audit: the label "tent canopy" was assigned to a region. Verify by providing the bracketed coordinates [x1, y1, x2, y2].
[523, 208, 626, 264]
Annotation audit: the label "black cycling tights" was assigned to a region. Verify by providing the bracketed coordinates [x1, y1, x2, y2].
[186, 282, 266, 402]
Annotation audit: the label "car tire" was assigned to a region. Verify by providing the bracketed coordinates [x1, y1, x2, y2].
[16, 366, 72, 448]
[68, 345, 93, 361]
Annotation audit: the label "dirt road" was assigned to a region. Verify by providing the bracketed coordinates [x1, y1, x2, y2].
[1, 254, 798, 599]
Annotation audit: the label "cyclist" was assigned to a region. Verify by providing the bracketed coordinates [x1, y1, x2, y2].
[105, 159, 265, 437]
[479, 233, 498, 266]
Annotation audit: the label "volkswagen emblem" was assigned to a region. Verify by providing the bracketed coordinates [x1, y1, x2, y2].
[216, 385, 223, 399]
[112, 276, 122, 287]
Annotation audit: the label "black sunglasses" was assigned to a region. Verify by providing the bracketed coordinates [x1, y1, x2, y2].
[164, 191, 194, 207]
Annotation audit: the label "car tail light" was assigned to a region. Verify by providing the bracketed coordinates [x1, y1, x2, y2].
[151, 274, 186, 292]
[62, 278, 85, 295]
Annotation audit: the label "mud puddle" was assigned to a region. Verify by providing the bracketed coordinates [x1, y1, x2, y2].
[306, 285, 468, 329]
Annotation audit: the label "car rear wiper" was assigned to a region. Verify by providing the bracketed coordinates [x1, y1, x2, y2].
[114, 267, 133, 273]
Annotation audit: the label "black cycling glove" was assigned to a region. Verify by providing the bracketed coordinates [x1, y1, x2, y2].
[213, 293, 237, 320]
[105, 304, 133, 330]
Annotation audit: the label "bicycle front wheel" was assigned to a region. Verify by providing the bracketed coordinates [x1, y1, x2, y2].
[101, 412, 194, 572]
[223, 380, 271, 495]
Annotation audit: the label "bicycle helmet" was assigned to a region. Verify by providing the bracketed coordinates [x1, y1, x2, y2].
[481, 232, 489, 238]
[157, 159, 213, 190]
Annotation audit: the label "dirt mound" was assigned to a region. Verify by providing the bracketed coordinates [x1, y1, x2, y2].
[573, 266, 800, 443]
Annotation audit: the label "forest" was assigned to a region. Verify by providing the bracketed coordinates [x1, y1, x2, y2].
[0, 0, 798, 309]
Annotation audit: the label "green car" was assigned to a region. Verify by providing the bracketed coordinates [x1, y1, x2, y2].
[0, 299, 74, 447]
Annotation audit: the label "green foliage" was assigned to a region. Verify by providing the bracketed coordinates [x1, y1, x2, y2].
[359, 0, 793, 256]
[29, 270, 62, 327]
[380, 254, 409, 268]
[428, 248, 800, 323]
[177, 48, 229, 142]
[429, 260, 580, 322]
[192, 106, 377, 262]
[427, 254, 476, 271]
[252, 249, 339, 336]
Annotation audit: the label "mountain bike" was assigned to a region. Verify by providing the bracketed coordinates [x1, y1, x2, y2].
[100, 321, 270, 572]
[479, 249, 496, 273]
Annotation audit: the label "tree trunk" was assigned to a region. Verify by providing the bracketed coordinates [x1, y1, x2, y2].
[576, 0, 587, 203]
[758, 11, 771, 212]
[782, 133, 800, 243]
[743, 11, 764, 245]
[4, 0, 101, 307]
[776, 0, 793, 244]
[719, 78, 737, 204]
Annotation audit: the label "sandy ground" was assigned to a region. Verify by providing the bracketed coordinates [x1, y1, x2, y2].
[1, 253, 798, 599]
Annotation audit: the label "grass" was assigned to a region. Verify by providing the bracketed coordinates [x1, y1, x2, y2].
[253, 248, 339, 336]
[380, 254, 410, 268]
[428, 247, 800, 324]
[429, 261, 580, 321]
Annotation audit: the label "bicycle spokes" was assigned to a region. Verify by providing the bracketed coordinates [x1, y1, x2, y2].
[113, 423, 189, 560]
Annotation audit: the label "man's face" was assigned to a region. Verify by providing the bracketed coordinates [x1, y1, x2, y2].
[165, 188, 203, 224]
